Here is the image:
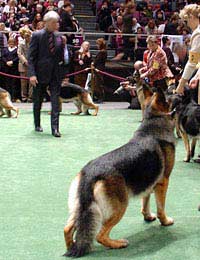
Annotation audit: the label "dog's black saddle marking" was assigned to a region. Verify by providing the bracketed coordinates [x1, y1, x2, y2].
[60, 83, 87, 99]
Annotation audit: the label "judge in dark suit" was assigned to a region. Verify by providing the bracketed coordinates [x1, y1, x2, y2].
[28, 11, 64, 137]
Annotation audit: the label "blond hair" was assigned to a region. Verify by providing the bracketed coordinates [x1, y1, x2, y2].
[146, 35, 158, 44]
[180, 4, 200, 20]
[19, 27, 32, 38]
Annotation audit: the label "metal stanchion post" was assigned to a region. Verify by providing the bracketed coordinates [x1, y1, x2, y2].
[91, 63, 95, 98]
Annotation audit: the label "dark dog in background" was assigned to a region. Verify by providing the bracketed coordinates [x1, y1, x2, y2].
[168, 89, 200, 162]
[0, 87, 19, 118]
[63, 86, 176, 258]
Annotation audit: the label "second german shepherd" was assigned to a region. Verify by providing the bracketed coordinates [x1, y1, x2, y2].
[168, 89, 200, 162]
[59, 80, 99, 116]
[0, 87, 19, 118]
[63, 86, 176, 258]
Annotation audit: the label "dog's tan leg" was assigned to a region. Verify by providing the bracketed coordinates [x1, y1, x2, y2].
[82, 93, 99, 116]
[64, 218, 75, 249]
[175, 115, 181, 138]
[0, 106, 5, 117]
[180, 130, 190, 162]
[190, 138, 197, 158]
[96, 177, 129, 249]
[141, 194, 156, 222]
[154, 177, 174, 226]
[11, 107, 19, 118]
[71, 100, 82, 115]
[5, 109, 12, 118]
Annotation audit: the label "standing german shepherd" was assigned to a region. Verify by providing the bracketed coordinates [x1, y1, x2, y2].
[168, 90, 200, 162]
[0, 87, 19, 118]
[63, 86, 176, 258]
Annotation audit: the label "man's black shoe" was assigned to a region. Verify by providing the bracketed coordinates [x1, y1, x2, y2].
[35, 126, 43, 132]
[52, 130, 61, 137]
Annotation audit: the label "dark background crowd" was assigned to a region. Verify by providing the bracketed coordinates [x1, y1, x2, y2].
[0, 0, 199, 103]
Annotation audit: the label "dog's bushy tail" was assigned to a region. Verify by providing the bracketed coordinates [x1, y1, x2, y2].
[65, 173, 101, 258]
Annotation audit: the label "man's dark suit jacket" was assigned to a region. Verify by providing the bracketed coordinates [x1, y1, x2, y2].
[28, 28, 64, 85]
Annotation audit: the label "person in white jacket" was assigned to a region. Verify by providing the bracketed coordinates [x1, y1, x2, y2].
[176, 4, 200, 105]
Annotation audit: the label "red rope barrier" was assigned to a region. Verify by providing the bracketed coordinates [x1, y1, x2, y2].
[65, 67, 90, 77]
[0, 71, 29, 80]
[95, 68, 126, 82]
[0, 68, 90, 81]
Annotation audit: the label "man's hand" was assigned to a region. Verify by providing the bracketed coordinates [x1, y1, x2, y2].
[30, 76, 38, 87]
[140, 73, 147, 79]
[189, 77, 199, 89]
[6, 61, 13, 66]
[176, 78, 187, 95]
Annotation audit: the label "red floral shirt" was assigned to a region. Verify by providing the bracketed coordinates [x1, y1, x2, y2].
[143, 46, 173, 84]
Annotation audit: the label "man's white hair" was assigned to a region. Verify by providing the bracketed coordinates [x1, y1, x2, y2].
[43, 11, 60, 22]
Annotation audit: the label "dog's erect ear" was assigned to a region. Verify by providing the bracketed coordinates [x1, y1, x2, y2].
[152, 87, 169, 112]
[143, 84, 153, 99]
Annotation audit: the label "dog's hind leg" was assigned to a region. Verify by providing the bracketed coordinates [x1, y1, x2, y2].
[95, 177, 129, 249]
[190, 138, 197, 158]
[64, 174, 81, 249]
[82, 93, 99, 116]
[180, 130, 190, 162]
[0, 106, 5, 117]
[141, 194, 156, 222]
[71, 100, 82, 115]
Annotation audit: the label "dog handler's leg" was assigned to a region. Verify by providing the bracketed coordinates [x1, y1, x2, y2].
[141, 194, 156, 222]
[154, 177, 174, 226]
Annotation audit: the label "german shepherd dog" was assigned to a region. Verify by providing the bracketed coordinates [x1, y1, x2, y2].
[0, 87, 19, 118]
[63, 86, 176, 258]
[168, 89, 200, 162]
[59, 80, 99, 116]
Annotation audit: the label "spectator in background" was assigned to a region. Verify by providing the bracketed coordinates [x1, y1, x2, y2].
[164, 13, 179, 35]
[36, 21, 45, 30]
[93, 38, 107, 103]
[116, 3, 125, 16]
[60, 3, 75, 44]
[98, 1, 111, 31]
[145, 19, 158, 35]
[18, 28, 32, 102]
[2, 37, 20, 101]
[60, 35, 74, 81]
[122, 1, 135, 60]
[3, 0, 17, 16]
[132, 18, 141, 34]
[74, 41, 92, 88]
[5, 13, 20, 31]
[135, 27, 147, 61]
[162, 36, 176, 75]
[32, 13, 42, 31]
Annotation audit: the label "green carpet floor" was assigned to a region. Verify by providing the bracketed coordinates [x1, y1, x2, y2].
[0, 108, 200, 260]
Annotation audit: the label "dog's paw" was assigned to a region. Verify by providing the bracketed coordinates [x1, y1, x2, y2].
[183, 157, 190, 163]
[117, 239, 129, 248]
[160, 217, 174, 226]
[144, 213, 157, 222]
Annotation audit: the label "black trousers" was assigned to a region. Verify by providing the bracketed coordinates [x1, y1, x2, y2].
[33, 80, 61, 132]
